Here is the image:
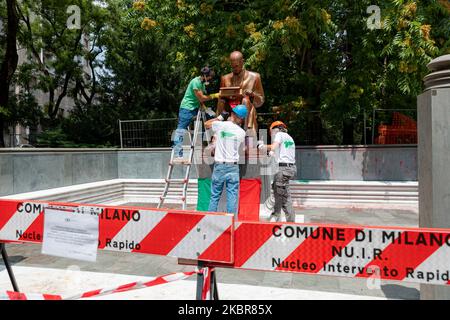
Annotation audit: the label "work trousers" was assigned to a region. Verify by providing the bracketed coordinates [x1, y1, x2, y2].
[271, 165, 296, 223]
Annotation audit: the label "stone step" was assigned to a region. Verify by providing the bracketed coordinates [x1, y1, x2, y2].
[3, 179, 418, 207]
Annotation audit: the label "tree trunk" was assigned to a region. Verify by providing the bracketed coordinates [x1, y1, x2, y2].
[342, 119, 354, 145]
[0, 0, 19, 147]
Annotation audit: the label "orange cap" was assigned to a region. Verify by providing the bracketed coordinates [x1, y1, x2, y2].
[270, 121, 287, 130]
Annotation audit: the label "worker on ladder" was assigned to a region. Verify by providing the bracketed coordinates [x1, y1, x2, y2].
[257, 121, 297, 222]
[172, 66, 220, 161]
[205, 105, 248, 215]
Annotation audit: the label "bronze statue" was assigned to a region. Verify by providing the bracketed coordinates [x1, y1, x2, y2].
[217, 51, 265, 135]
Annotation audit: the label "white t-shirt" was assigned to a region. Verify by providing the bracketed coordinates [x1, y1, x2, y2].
[273, 132, 296, 164]
[212, 121, 246, 163]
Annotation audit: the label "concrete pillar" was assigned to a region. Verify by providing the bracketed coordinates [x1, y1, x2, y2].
[418, 54, 450, 300]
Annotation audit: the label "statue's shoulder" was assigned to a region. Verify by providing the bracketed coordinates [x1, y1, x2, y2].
[247, 70, 260, 76]
[247, 70, 261, 78]
[221, 72, 233, 80]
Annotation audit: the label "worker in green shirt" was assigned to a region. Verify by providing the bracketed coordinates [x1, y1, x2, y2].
[173, 67, 220, 160]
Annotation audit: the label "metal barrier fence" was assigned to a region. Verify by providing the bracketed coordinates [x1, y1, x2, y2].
[119, 118, 178, 148]
[117, 113, 318, 149]
[118, 113, 281, 149]
[371, 109, 417, 145]
[118, 109, 417, 148]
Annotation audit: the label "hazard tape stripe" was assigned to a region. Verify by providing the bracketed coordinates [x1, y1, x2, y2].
[241, 227, 317, 270]
[198, 225, 232, 262]
[234, 223, 276, 268]
[18, 213, 45, 242]
[318, 228, 395, 277]
[0, 202, 47, 241]
[201, 268, 212, 300]
[168, 215, 232, 260]
[80, 289, 102, 298]
[0, 201, 22, 231]
[104, 210, 167, 252]
[114, 282, 138, 293]
[68, 270, 197, 300]
[98, 207, 132, 249]
[4, 291, 61, 300]
[356, 231, 442, 281]
[133, 213, 204, 256]
[276, 227, 359, 272]
[1, 270, 198, 300]
[396, 242, 450, 285]
[0, 200, 233, 263]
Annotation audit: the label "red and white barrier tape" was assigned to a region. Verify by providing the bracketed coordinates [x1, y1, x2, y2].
[201, 267, 213, 300]
[0, 200, 234, 264]
[0, 269, 206, 300]
[233, 222, 450, 286]
[1, 199, 449, 287]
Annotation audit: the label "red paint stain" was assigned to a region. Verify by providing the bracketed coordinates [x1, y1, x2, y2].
[330, 160, 334, 179]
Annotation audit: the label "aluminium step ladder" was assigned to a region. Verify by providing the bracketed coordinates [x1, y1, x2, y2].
[157, 107, 211, 210]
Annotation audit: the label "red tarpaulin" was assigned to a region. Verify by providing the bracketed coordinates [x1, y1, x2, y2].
[238, 178, 261, 221]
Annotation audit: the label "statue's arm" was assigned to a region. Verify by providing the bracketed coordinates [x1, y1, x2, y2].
[253, 73, 265, 108]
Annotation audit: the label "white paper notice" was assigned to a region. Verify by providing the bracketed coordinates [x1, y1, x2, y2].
[42, 208, 99, 262]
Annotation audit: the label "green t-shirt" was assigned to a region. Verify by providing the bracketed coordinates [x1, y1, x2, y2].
[180, 77, 206, 111]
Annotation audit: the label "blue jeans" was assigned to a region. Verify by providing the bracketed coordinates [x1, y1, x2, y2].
[208, 164, 240, 215]
[173, 108, 198, 157]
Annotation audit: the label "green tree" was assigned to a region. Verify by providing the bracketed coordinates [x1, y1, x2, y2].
[16, 0, 108, 121]
[0, 0, 19, 147]
[3, 0, 449, 147]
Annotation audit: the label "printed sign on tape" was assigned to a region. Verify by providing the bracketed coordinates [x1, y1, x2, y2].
[42, 208, 99, 262]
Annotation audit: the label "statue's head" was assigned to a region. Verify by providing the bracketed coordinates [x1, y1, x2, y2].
[230, 51, 244, 75]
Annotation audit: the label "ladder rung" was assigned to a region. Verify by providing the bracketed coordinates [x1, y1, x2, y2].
[160, 195, 186, 201]
[170, 159, 192, 165]
[165, 179, 189, 184]
[159, 109, 205, 210]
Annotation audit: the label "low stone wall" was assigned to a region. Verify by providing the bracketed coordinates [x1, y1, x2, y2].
[0, 149, 117, 196]
[118, 145, 417, 181]
[0, 145, 417, 196]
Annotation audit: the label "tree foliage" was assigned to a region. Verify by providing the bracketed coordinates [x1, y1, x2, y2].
[1, 0, 449, 146]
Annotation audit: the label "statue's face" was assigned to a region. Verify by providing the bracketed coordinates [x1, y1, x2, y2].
[230, 58, 244, 75]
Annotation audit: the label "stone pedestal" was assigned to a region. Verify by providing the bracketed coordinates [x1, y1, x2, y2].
[418, 55, 450, 300]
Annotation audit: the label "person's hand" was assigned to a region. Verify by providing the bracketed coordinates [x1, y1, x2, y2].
[257, 140, 265, 150]
[268, 150, 275, 157]
[243, 89, 254, 97]
[217, 112, 229, 121]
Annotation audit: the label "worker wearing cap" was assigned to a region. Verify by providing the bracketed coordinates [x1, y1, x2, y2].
[258, 121, 297, 222]
[205, 105, 248, 215]
[172, 67, 220, 160]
